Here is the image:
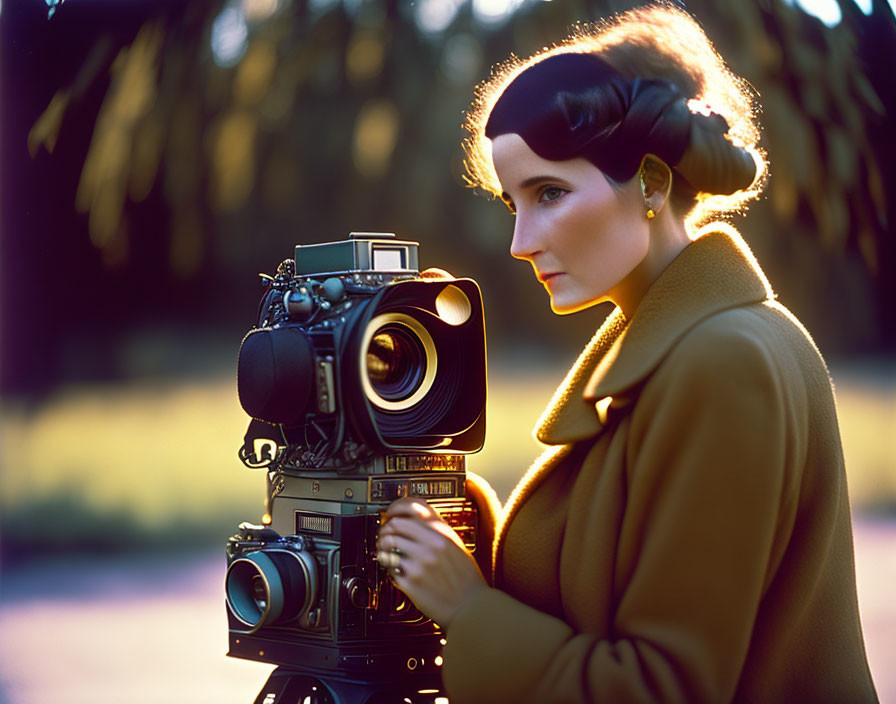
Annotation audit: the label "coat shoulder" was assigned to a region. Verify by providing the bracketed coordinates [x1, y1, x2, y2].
[667, 300, 830, 385]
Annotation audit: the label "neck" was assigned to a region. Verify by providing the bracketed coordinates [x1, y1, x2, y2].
[611, 211, 691, 319]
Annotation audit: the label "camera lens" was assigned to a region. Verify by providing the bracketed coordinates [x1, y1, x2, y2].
[250, 575, 268, 611]
[366, 325, 425, 402]
[226, 549, 318, 633]
[360, 313, 437, 411]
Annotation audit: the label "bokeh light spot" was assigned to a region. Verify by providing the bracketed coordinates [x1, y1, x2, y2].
[415, 0, 462, 34]
[472, 0, 525, 26]
[211, 1, 249, 68]
[353, 99, 399, 179]
[794, 0, 842, 26]
[234, 40, 278, 106]
[210, 110, 257, 211]
[347, 32, 385, 83]
[244, 0, 280, 23]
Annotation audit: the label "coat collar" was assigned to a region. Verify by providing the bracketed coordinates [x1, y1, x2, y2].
[535, 225, 775, 445]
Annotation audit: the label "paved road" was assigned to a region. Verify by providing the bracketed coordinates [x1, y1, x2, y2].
[1, 515, 893, 704]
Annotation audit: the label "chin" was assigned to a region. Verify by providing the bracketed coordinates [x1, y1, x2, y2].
[549, 296, 603, 315]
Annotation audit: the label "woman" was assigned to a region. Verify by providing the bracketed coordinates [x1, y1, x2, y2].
[376, 5, 878, 702]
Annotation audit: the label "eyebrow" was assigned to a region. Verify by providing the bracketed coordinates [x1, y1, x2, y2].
[518, 175, 561, 190]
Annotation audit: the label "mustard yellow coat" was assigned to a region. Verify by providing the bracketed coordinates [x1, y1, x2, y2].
[445, 229, 878, 703]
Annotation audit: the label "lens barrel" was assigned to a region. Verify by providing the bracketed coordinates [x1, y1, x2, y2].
[360, 313, 437, 412]
[226, 548, 318, 633]
[366, 325, 426, 402]
[348, 279, 486, 452]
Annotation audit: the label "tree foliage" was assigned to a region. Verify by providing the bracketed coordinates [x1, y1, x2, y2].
[13, 0, 896, 394]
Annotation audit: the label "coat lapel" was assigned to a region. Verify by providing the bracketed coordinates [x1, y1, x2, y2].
[534, 309, 629, 445]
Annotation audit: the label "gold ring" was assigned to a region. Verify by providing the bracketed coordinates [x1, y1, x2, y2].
[377, 550, 400, 569]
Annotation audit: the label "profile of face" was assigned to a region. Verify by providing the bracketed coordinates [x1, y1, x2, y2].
[490, 133, 651, 315]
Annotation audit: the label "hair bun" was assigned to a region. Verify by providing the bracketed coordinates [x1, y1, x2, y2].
[676, 111, 757, 195]
[612, 78, 692, 175]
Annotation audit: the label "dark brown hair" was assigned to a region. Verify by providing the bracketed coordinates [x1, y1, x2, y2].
[463, 3, 767, 230]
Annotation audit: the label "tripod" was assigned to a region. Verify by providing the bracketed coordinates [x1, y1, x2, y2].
[252, 667, 447, 704]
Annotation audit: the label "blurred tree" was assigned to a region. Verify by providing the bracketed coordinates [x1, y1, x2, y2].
[3, 0, 894, 396]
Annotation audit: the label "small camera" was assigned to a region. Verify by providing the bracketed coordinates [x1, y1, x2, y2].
[225, 233, 488, 703]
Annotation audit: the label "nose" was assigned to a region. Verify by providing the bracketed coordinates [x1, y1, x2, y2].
[509, 213, 541, 261]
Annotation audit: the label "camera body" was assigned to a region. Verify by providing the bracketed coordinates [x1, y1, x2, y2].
[225, 459, 478, 679]
[225, 233, 487, 699]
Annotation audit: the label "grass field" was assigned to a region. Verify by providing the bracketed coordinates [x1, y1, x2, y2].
[1, 362, 895, 557]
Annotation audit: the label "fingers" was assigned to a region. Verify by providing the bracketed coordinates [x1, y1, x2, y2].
[380, 503, 468, 553]
[384, 497, 438, 521]
[376, 533, 418, 562]
[376, 535, 431, 579]
[420, 267, 453, 280]
[380, 516, 440, 541]
[376, 548, 406, 577]
[375, 500, 490, 627]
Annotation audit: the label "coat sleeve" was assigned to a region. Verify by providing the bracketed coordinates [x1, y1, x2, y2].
[442, 321, 798, 703]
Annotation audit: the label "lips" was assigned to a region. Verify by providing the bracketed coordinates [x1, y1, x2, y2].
[537, 272, 562, 283]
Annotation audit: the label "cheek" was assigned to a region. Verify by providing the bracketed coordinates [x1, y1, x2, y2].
[573, 198, 647, 270]
[606, 225, 649, 270]
[581, 233, 645, 296]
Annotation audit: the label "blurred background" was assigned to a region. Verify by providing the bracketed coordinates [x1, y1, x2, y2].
[1, 0, 894, 701]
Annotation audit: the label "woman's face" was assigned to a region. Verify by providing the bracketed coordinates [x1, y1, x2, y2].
[490, 133, 649, 315]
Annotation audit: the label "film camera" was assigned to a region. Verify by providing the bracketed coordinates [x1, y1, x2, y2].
[225, 233, 489, 704]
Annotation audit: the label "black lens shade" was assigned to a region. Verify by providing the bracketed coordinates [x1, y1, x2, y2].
[350, 279, 486, 452]
[238, 326, 315, 425]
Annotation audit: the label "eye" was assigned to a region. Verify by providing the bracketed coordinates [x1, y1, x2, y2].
[537, 186, 568, 204]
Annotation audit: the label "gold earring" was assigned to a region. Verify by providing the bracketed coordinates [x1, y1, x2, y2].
[640, 167, 656, 220]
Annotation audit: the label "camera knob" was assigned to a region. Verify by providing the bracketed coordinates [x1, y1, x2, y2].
[321, 277, 345, 303]
[343, 577, 371, 609]
[284, 289, 314, 319]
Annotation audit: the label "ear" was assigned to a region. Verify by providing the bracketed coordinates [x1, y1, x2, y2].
[639, 154, 673, 218]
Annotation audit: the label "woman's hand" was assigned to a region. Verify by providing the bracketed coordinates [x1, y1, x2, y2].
[376, 497, 488, 628]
